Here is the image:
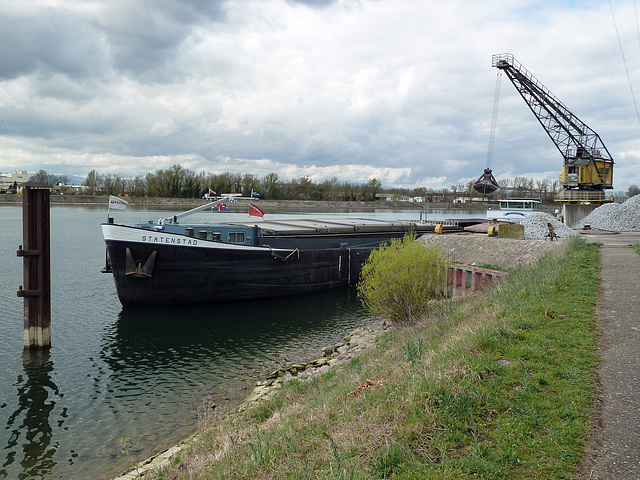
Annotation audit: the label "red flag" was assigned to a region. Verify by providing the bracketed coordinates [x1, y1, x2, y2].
[248, 203, 264, 218]
[209, 188, 216, 195]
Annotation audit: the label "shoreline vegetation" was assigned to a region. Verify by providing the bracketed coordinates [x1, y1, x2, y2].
[15, 166, 564, 204]
[119, 237, 599, 479]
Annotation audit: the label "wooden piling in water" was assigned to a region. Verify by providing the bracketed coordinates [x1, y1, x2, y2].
[17, 184, 52, 349]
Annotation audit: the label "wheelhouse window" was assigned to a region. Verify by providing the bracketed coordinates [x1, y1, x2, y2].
[501, 201, 525, 209]
[228, 232, 245, 244]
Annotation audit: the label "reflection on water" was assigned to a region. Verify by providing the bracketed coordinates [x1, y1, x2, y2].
[101, 288, 372, 411]
[2, 351, 64, 479]
[107, 289, 366, 373]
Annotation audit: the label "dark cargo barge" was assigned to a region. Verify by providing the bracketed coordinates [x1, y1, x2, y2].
[101, 196, 462, 306]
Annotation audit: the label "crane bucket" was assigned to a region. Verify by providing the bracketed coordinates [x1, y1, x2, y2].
[473, 168, 500, 195]
[473, 179, 499, 195]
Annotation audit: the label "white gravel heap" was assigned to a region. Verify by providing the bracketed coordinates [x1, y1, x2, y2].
[571, 195, 640, 232]
[521, 212, 579, 240]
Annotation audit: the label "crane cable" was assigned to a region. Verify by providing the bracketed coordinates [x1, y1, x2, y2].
[636, 0, 640, 51]
[609, 0, 640, 128]
[485, 70, 503, 170]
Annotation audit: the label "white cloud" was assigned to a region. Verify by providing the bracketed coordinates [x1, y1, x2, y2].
[0, 0, 639, 193]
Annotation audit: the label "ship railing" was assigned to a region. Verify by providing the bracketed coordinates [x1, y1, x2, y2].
[554, 190, 614, 204]
[421, 219, 459, 226]
[157, 194, 255, 225]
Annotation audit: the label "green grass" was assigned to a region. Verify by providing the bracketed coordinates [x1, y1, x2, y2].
[150, 237, 600, 479]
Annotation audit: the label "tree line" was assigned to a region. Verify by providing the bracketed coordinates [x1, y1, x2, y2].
[28, 165, 639, 203]
[82, 165, 386, 201]
[77, 165, 572, 203]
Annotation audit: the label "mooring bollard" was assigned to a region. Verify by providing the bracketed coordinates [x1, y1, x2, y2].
[17, 184, 52, 349]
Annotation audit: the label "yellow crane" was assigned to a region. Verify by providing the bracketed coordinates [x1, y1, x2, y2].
[491, 53, 614, 204]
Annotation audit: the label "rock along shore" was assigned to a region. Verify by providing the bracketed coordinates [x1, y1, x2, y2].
[239, 320, 391, 409]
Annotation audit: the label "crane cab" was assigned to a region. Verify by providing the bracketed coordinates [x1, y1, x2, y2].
[560, 160, 613, 190]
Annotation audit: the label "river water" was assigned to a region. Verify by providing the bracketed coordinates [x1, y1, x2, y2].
[0, 203, 476, 479]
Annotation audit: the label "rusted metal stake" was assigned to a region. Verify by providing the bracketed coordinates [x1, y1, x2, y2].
[17, 184, 52, 349]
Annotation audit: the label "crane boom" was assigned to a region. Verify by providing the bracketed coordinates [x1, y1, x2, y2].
[493, 53, 614, 203]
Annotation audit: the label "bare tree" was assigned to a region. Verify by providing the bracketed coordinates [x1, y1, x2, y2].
[536, 178, 551, 201]
[29, 169, 57, 185]
[84, 170, 103, 194]
[131, 176, 146, 197]
[241, 173, 258, 197]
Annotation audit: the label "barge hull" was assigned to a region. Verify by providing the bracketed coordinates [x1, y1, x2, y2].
[104, 224, 382, 306]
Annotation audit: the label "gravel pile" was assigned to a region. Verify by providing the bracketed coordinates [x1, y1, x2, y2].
[570, 195, 640, 232]
[522, 212, 579, 240]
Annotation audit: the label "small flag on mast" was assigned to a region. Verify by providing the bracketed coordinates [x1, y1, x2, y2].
[209, 188, 216, 195]
[248, 203, 264, 218]
[212, 203, 228, 212]
[108, 195, 128, 211]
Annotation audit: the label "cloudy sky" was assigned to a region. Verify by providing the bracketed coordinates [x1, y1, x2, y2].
[1, 0, 640, 192]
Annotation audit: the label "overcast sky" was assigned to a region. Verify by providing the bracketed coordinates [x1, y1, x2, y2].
[1, 0, 640, 192]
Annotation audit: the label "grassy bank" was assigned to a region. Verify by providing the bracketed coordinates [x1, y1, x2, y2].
[147, 237, 598, 479]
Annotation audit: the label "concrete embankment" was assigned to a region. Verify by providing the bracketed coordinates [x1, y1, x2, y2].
[419, 233, 569, 269]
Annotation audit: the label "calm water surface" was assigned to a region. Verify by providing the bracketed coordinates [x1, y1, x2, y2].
[0, 203, 475, 479]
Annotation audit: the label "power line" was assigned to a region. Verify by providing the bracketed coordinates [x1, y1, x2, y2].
[635, 0, 640, 49]
[610, 0, 640, 128]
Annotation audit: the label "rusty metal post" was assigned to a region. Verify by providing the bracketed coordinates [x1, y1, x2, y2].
[17, 184, 52, 349]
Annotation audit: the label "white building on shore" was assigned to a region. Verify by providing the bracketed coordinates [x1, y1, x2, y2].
[0, 170, 28, 192]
